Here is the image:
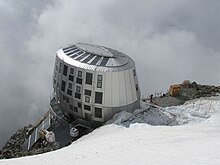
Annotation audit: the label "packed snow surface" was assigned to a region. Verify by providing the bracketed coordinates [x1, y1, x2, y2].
[1, 97, 220, 165]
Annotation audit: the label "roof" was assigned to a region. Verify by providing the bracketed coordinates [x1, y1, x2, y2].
[57, 43, 135, 72]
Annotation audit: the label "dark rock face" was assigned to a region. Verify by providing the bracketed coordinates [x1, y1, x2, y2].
[0, 124, 55, 159]
[0, 124, 33, 159]
[151, 81, 220, 107]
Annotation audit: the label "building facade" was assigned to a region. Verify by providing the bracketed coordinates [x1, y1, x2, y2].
[53, 43, 140, 126]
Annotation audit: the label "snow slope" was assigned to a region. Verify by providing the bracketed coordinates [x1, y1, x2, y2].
[1, 97, 220, 165]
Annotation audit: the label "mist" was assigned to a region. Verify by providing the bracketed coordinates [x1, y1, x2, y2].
[1, 0, 220, 147]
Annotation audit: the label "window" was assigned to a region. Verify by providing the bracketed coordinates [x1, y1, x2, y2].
[75, 92, 81, 99]
[97, 82, 102, 88]
[68, 83, 72, 89]
[70, 68, 74, 74]
[69, 75, 74, 81]
[84, 89, 91, 96]
[76, 78, 82, 84]
[76, 86, 81, 93]
[95, 92, 103, 104]
[85, 96, 90, 103]
[55, 65, 58, 71]
[84, 105, 91, 111]
[133, 69, 136, 77]
[78, 70, 82, 77]
[95, 107, 102, 118]
[135, 84, 138, 91]
[69, 104, 73, 110]
[61, 80, 66, 92]
[97, 75, 103, 88]
[78, 102, 82, 109]
[63, 65, 68, 76]
[85, 72, 93, 85]
[67, 89, 72, 96]
[97, 75, 102, 81]
[74, 107, 78, 112]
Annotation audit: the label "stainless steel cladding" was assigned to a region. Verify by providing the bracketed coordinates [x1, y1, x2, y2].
[52, 43, 140, 125]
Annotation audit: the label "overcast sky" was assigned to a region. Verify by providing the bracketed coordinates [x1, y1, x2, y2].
[1, 0, 220, 147]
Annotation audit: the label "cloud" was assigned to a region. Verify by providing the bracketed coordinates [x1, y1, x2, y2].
[1, 0, 220, 147]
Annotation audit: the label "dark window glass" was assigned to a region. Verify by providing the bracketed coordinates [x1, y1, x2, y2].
[69, 104, 73, 110]
[95, 107, 102, 118]
[69, 75, 74, 82]
[95, 92, 103, 104]
[61, 80, 66, 92]
[85, 96, 90, 103]
[75, 92, 81, 99]
[76, 86, 81, 92]
[67, 89, 72, 96]
[133, 69, 136, 77]
[78, 71, 82, 77]
[76, 78, 82, 84]
[136, 84, 138, 91]
[68, 83, 72, 89]
[97, 82, 102, 88]
[74, 107, 78, 112]
[70, 68, 74, 74]
[84, 105, 91, 111]
[84, 89, 91, 96]
[78, 102, 82, 109]
[86, 72, 93, 85]
[66, 97, 69, 103]
[63, 65, 68, 76]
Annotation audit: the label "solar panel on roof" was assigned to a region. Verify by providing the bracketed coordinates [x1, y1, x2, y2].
[77, 51, 84, 56]
[63, 45, 75, 51]
[64, 46, 77, 53]
[70, 54, 78, 59]
[90, 56, 102, 65]
[82, 54, 95, 63]
[66, 51, 74, 56]
[99, 57, 109, 66]
[75, 52, 90, 61]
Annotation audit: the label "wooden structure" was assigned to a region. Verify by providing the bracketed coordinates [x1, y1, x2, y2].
[169, 84, 180, 96]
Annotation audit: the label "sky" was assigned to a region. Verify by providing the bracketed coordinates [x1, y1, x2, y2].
[1, 0, 220, 147]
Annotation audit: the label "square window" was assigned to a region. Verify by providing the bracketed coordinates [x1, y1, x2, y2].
[95, 92, 103, 104]
[95, 107, 102, 118]
[85, 72, 93, 85]
[69, 104, 73, 110]
[76, 78, 82, 84]
[84, 89, 91, 96]
[67, 89, 72, 96]
[70, 68, 74, 74]
[75, 92, 81, 99]
[97, 82, 102, 88]
[78, 70, 82, 77]
[78, 102, 82, 109]
[61, 80, 66, 92]
[85, 96, 90, 103]
[69, 75, 74, 81]
[84, 105, 91, 111]
[76, 86, 81, 93]
[97, 75, 103, 81]
[74, 107, 78, 113]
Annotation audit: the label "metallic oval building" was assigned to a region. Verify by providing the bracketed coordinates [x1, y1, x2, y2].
[53, 43, 140, 127]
